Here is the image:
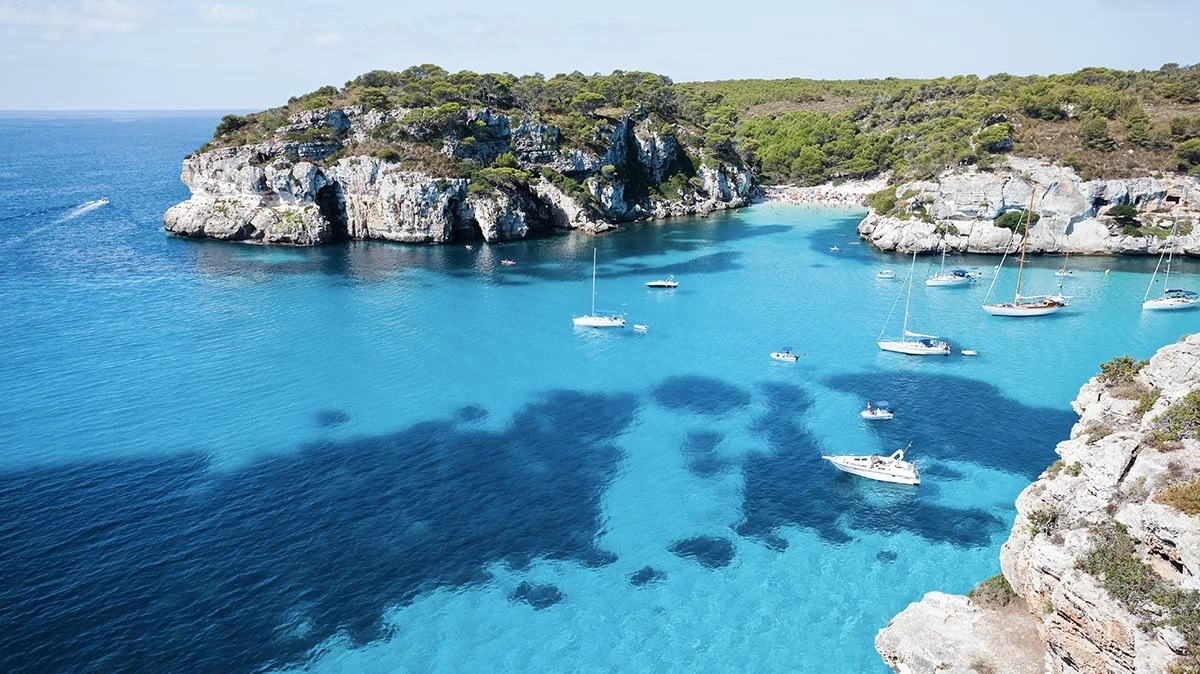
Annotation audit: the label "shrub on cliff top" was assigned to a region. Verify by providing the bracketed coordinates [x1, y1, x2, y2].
[1098, 355, 1148, 385]
[968, 573, 1016, 608]
[1152, 390, 1200, 443]
[1156, 478, 1200, 515]
[994, 209, 1039, 231]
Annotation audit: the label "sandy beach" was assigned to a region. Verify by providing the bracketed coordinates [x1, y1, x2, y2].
[763, 176, 888, 208]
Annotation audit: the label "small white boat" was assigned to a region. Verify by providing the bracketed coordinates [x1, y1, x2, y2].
[822, 444, 920, 485]
[1054, 268, 1072, 277]
[770, 348, 799, 362]
[645, 275, 678, 288]
[500, 259, 517, 266]
[633, 324, 649, 332]
[877, 270, 897, 280]
[829, 246, 840, 252]
[860, 401, 893, 420]
[961, 349, 979, 356]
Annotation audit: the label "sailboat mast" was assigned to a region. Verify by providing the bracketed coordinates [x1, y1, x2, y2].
[902, 250, 916, 340]
[591, 248, 597, 315]
[1014, 191, 1036, 303]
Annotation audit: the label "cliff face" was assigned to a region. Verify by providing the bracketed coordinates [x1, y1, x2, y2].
[164, 107, 753, 245]
[877, 335, 1200, 674]
[858, 158, 1200, 255]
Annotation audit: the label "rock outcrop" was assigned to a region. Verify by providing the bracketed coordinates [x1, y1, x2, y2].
[165, 108, 752, 246]
[877, 334, 1200, 674]
[858, 157, 1200, 255]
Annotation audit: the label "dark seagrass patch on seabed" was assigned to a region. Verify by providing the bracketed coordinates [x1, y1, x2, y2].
[314, 409, 350, 428]
[509, 582, 564, 610]
[668, 536, 736, 569]
[0, 388, 636, 674]
[629, 566, 667, 587]
[654, 376, 751, 416]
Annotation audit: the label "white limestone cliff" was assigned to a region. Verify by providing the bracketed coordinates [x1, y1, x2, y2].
[164, 107, 752, 246]
[858, 158, 1200, 255]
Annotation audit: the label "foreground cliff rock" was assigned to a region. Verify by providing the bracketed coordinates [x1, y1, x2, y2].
[165, 82, 753, 246]
[858, 157, 1200, 255]
[878, 335, 1200, 673]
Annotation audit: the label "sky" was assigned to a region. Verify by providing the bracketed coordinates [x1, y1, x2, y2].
[0, 0, 1196, 110]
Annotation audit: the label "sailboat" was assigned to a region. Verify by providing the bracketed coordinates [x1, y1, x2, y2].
[573, 249, 626, 328]
[925, 244, 972, 287]
[1143, 192, 1199, 311]
[982, 192, 1068, 317]
[878, 251, 951, 356]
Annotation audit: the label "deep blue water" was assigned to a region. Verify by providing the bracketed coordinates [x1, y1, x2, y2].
[1, 113, 1197, 673]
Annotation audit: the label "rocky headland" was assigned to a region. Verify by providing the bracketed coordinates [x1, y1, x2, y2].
[858, 157, 1200, 256]
[877, 334, 1200, 674]
[164, 105, 752, 246]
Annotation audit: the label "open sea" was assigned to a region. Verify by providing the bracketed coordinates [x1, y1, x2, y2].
[1, 113, 1197, 674]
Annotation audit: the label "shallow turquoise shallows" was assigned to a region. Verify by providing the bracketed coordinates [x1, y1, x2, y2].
[1, 114, 1198, 674]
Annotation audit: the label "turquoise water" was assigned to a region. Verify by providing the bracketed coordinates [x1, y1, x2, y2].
[1, 115, 1198, 673]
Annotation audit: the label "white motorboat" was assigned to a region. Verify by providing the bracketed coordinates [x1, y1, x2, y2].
[860, 401, 893, 420]
[829, 246, 840, 252]
[633, 324, 649, 332]
[982, 191, 1067, 317]
[645, 275, 678, 288]
[877, 270, 897, 279]
[573, 249, 626, 328]
[770, 348, 799, 362]
[926, 248, 973, 287]
[878, 252, 951, 356]
[1143, 195, 1199, 311]
[822, 444, 920, 485]
[961, 349, 979, 356]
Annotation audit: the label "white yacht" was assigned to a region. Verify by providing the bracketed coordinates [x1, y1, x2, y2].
[878, 252, 951, 356]
[573, 249, 626, 328]
[645, 275, 678, 288]
[822, 444, 920, 485]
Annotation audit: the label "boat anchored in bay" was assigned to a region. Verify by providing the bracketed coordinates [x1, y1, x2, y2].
[1143, 190, 1199, 311]
[822, 443, 920, 485]
[878, 251, 951, 356]
[982, 190, 1068, 317]
[573, 249, 626, 328]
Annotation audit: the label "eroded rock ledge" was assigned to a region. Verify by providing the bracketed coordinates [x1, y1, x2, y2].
[163, 107, 752, 246]
[858, 157, 1200, 255]
[878, 334, 1200, 674]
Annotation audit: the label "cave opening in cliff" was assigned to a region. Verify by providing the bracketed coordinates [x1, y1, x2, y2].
[315, 185, 348, 241]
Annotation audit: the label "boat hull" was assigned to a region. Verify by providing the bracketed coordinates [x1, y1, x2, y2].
[573, 315, 626, 328]
[1143, 298, 1200, 311]
[822, 456, 919, 485]
[770, 353, 799, 362]
[877, 340, 950, 356]
[981, 302, 1063, 316]
[925, 275, 971, 287]
[860, 410, 893, 420]
[645, 282, 678, 288]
